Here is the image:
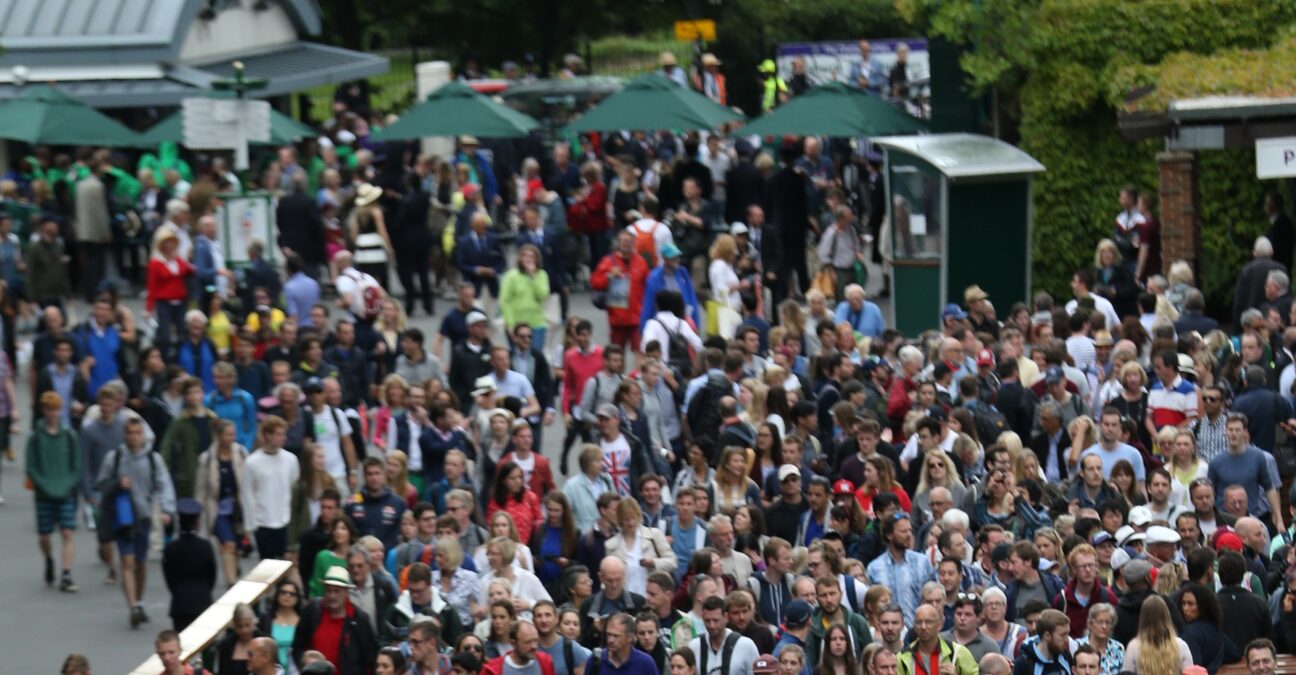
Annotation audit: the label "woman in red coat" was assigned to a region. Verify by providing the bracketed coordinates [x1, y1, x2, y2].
[146, 229, 194, 353]
[568, 162, 610, 263]
[485, 460, 543, 545]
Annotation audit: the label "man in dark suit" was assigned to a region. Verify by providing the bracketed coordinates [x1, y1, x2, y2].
[448, 312, 494, 411]
[994, 357, 1037, 440]
[161, 499, 217, 631]
[392, 161, 435, 317]
[1267, 192, 1295, 272]
[765, 144, 812, 298]
[1235, 236, 1286, 328]
[508, 323, 556, 442]
[725, 143, 765, 225]
[455, 211, 505, 298]
[1029, 400, 1071, 483]
[275, 173, 326, 278]
[1174, 289, 1220, 336]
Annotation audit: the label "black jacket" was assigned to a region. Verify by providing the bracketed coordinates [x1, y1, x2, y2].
[1218, 584, 1274, 656]
[1029, 427, 1071, 482]
[276, 191, 326, 265]
[724, 160, 765, 224]
[765, 166, 810, 243]
[292, 600, 379, 675]
[448, 340, 493, 412]
[1181, 619, 1240, 674]
[1270, 213, 1296, 271]
[324, 344, 371, 408]
[1113, 588, 1156, 647]
[34, 364, 89, 426]
[392, 186, 433, 253]
[1234, 257, 1286, 328]
[161, 531, 218, 620]
[512, 344, 556, 414]
[997, 380, 1038, 440]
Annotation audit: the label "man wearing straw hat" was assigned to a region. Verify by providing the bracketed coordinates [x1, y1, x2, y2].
[293, 566, 379, 674]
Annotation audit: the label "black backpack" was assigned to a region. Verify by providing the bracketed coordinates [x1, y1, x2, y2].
[652, 317, 694, 378]
[966, 400, 1009, 446]
[697, 632, 741, 675]
[687, 373, 729, 453]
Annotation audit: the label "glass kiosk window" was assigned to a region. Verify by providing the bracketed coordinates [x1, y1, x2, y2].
[890, 162, 942, 260]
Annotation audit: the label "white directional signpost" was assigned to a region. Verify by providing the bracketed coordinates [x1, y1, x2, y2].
[182, 61, 270, 172]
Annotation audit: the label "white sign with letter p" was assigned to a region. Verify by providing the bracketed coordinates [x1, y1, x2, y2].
[1256, 137, 1296, 179]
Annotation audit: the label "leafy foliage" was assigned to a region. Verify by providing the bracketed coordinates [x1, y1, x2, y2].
[901, 0, 1296, 305]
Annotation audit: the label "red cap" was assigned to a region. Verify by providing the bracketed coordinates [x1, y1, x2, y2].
[976, 349, 995, 367]
[832, 479, 855, 496]
[461, 183, 480, 199]
[1214, 531, 1244, 553]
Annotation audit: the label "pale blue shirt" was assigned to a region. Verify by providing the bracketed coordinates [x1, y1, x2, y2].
[1079, 442, 1146, 481]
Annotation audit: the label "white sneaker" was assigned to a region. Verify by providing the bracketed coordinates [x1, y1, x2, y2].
[83, 503, 96, 531]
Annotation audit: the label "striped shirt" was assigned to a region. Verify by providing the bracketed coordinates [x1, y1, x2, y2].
[1148, 376, 1198, 429]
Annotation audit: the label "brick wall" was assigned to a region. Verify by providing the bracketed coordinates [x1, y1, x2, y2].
[1157, 150, 1200, 272]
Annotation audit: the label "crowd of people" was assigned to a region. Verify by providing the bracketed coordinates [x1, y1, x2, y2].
[14, 65, 1296, 675]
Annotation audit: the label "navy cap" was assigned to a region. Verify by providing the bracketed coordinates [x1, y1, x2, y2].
[176, 498, 202, 516]
[925, 405, 947, 422]
[783, 599, 813, 627]
[1090, 531, 1115, 547]
[942, 303, 968, 321]
[304, 377, 324, 394]
[1044, 365, 1065, 384]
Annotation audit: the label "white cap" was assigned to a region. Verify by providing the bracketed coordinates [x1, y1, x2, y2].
[1115, 525, 1146, 548]
[1128, 505, 1153, 527]
[466, 311, 489, 326]
[730, 222, 750, 236]
[777, 464, 801, 482]
[1110, 547, 1132, 571]
[1145, 525, 1181, 545]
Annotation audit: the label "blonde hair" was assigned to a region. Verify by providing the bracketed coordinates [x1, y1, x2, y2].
[616, 497, 643, 525]
[916, 450, 963, 495]
[387, 450, 410, 501]
[1068, 416, 1098, 449]
[380, 373, 410, 406]
[487, 536, 517, 566]
[1135, 595, 1182, 675]
[1167, 260, 1194, 286]
[998, 430, 1024, 459]
[435, 536, 465, 569]
[741, 378, 770, 423]
[1094, 239, 1121, 268]
[1119, 360, 1147, 388]
[709, 233, 738, 263]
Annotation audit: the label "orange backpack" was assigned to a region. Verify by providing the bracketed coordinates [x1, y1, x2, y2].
[633, 221, 659, 267]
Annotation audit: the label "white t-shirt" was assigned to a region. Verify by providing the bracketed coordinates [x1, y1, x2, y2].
[514, 452, 536, 486]
[688, 629, 759, 675]
[600, 434, 633, 496]
[900, 428, 958, 463]
[640, 311, 703, 354]
[334, 268, 365, 320]
[244, 449, 300, 529]
[708, 259, 742, 311]
[311, 406, 353, 479]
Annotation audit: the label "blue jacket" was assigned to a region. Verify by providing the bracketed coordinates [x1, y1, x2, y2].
[455, 231, 505, 279]
[418, 427, 473, 485]
[1004, 572, 1066, 622]
[454, 150, 499, 203]
[834, 300, 886, 338]
[76, 321, 121, 397]
[194, 235, 220, 289]
[206, 388, 258, 450]
[176, 338, 218, 392]
[638, 265, 702, 330]
[1232, 384, 1294, 452]
[344, 487, 408, 550]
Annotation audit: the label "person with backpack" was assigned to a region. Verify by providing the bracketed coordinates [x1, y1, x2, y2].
[591, 230, 651, 352]
[629, 196, 673, 269]
[686, 351, 744, 456]
[688, 595, 761, 675]
[639, 244, 702, 335]
[333, 250, 387, 349]
[640, 289, 702, 377]
[95, 416, 176, 627]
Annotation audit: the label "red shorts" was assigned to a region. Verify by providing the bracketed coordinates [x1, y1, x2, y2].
[609, 325, 640, 352]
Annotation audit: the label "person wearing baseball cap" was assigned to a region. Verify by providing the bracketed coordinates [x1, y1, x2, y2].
[1112, 559, 1156, 646]
[595, 403, 634, 496]
[772, 599, 814, 675]
[941, 303, 969, 327]
[637, 236, 702, 333]
[448, 307, 494, 408]
[1144, 525, 1181, 566]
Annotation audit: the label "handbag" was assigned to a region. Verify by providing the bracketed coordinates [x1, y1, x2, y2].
[812, 267, 838, 299]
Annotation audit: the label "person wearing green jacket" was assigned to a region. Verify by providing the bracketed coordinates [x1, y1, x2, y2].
[158, 377, 218, 500]
[897, 604, 979, 675]
[498, 244, 551, 347]
[27, 390, 81, 593]
[805, 575, 873, 665]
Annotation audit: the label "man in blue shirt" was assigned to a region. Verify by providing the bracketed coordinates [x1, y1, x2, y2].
[834, 284, 885, 338]
[77, 295, 122, 398]
[591, 613, 659, 675]
[639, 246, 702, 331]
[849, 40, 888, 96]
[1079, 407, 1146, 489]
[283, 253, 321, 328]
[206, 361, 258, 450]
[866, 513, 934, 623]
[1208, 413, 1284, 530]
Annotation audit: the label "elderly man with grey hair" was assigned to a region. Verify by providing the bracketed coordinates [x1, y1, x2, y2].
[1030, 399, 1070, 483]
[1265, 269, 1293, 324]
[1236, 235, 1287, 327]
[708, 513, 753, 584]
[833, 282, 885, 338]
[1174, 288, 1220, 336]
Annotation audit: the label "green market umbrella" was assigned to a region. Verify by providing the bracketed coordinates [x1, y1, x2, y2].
[739, 81, 929, 137]
[373, 81, 539, 140]
[139, 106, 317, 147]
[0, 85, 142, 146]
[564, 73, 743, 133]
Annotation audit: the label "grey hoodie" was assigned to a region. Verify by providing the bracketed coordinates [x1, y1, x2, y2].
[95, 442, 177, 518]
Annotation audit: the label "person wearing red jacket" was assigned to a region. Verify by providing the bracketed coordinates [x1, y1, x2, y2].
[560, 319, 604, 475]
[500, 421, 556, 499]
[481, 620, 557, 675]
[146, 229, 195, 355]
[485, 460, 544, 545]
[569, 162, 610, 263]
[1051, 543, 1119, 637]
[887, 345, 924, 434]
[590, 230, 650, 352]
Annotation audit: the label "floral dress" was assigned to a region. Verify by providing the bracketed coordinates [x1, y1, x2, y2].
[1077, 635, 1125, 675]
[433, 566, 480, 627]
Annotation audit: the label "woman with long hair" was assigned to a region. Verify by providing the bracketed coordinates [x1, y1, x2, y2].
[765, 385, 792, 434]
[475, 536, 551, 619]
[529, 491, 579, 592]
[371, 374, 420, 466]
[711, 445, 762, 513]
[372, 299, 407, 381]
[1095, 349, 1138, 410]
[674, 439, 716, 496]
[1178, 582, 1241, 672]
[708, 234, 745, 312]
[1124, 594, 1192, 673]
[485, 460, 543, 545]
[288, 441, 338, 547]
[1094, 238, 1137, 317]
[216, 602, 263, 675]
[193, 419, 255, 586]
[1110, 361, 1152, 451]
[863, 586, 893, 640]
[385, 450, 418, 509]
[308, 514, 358, 597]
[1110, 460, 1145, 507]
[499, 244, 551, 347]
[349, 183, 394, 289]
[815, 624, 858, 675]
[480, 597, 517, 658]
[912, 450, 965, 522]
[1067, 416, 1100, 476]
[605, 496, 677, 595]
[433, 537, 480, 629]
[855, 455, 911, 513]
[146, 228, 194, 354]
[752, 422, 783, 495]
[739, 378, 771, 429]
[473, 511, 535, 572]
[1077, 602, 1124, 675]
[1167, 431, 1209, 508]
[258, 581, 302, 670]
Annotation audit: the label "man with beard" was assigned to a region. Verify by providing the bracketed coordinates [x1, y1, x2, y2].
[481, 620, 557, 675]
[898, 604, 978, 675]
[291, 566, 378, 671]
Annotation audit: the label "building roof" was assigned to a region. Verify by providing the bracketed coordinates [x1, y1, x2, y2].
[0, 0, 383, 108]
[872, 133, 1045, 180]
